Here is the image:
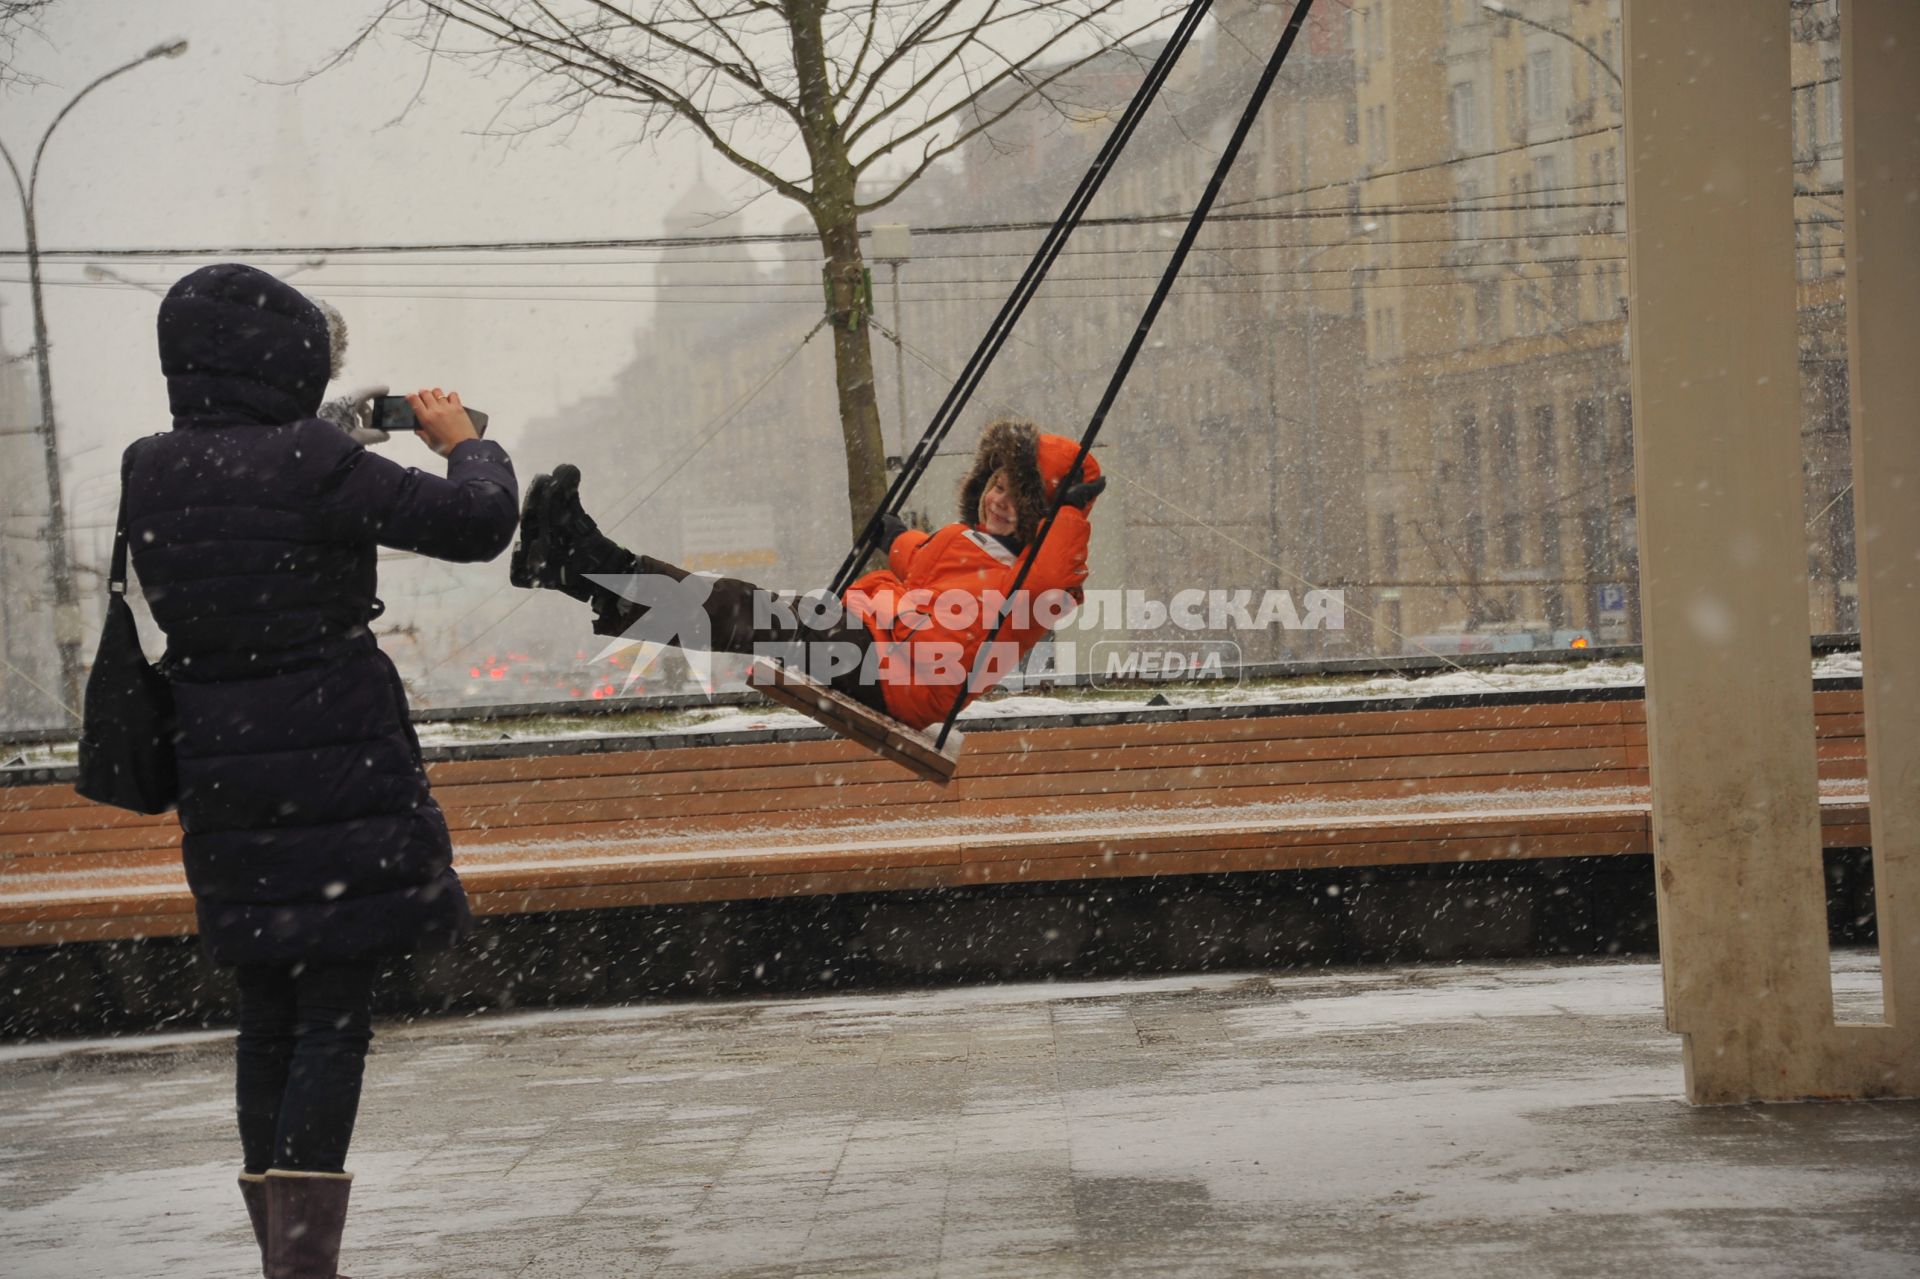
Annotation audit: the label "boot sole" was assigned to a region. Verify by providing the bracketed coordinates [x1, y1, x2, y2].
[508, 471, 557, 589]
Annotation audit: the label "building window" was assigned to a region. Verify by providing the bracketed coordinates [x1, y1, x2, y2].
[1543, 584, 1568, 628]
[1574, 398, 1606, 471]
[1532, 405, 1557, 485]
[1495, 407, 1519, 474]
[1345, 101, 1359, 145]
[1551, 268, 1577, 324]
[1581, 508, 1610, 576]
[1456, 178, 1481, 242]
[1366, 104, 1388, 167]
[1370, 305, 1399, 359]
[1528, 49, 1556, 122]
[1379, 512, 1399, 576]
[1506, 68, 1526, 140]
[1459, 411, 1481, 494]
[1533, 153, 1560, 211]
[1450, 80, 1479, 154]
[1820, 59, 1842, 147]
[1477, 280, 1502, 343]
[1540, 512, 1563, 569]
[1501, 513, 1524, 566]
[1364, 5, 1386, 61]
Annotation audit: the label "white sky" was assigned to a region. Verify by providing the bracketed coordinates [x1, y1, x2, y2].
[0, 0, 763, 522]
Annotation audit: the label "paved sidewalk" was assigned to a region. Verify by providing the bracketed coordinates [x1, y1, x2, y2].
[2, 955, 1915, 1277]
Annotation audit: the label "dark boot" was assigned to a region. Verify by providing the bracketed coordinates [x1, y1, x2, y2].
[264, 1169, 353, 1279]
[510, 464, 770, 649]
[239, 1173, 268, 1274]
[509, 463, 642, 603]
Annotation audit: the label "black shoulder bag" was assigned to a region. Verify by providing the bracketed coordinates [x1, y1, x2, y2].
[74, 446, 177, 814]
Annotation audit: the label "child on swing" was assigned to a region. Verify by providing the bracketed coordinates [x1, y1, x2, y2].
[510, 419, 1103, 730]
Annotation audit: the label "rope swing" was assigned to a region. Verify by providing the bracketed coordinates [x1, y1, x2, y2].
[756, 0, 1323, 779]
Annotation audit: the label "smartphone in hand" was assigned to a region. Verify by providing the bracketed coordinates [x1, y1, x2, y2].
[370, 395, 489, 436]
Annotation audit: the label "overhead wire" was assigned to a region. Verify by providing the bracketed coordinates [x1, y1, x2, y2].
[413, 317, 831, 677]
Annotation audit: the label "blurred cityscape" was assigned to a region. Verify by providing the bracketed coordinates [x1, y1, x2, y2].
[0, 0, 1855, 724]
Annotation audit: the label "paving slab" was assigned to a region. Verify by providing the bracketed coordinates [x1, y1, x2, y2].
[0, 954, 1915, 1277]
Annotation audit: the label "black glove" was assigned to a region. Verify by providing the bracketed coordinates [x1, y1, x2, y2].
[1060, 474, 1106, 509]
[880, 512, 910, 549]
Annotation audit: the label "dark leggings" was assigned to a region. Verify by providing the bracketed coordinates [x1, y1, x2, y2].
[234, 959, 378, 1174]
[592, 552, 891, 716]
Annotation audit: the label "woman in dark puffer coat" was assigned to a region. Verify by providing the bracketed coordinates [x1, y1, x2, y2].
[122, 263, 518, 1277]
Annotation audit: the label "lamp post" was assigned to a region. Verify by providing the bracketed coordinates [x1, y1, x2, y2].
[1282, 221, 1377, 599]
[1481, 1, 1622, 93]
[0, 39, 188, 722]
[867, 223, 913, 472]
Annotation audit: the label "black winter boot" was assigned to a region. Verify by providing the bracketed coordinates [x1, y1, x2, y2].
[264, 1169, 353, 1279]
[510, 463, 642, 605]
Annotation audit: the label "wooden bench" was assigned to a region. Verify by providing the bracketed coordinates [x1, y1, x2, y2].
[0, 685, 1870, 948]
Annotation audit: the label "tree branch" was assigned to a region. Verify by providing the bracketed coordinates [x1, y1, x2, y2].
[416, 0, 814, 201]
[855, 3, 1172, 179]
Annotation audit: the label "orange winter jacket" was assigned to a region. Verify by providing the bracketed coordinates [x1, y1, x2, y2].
[845, 508, 1091, 730]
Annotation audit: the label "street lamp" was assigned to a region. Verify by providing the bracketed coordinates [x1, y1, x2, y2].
[0, 38, 189, 723]
[1481, 1, 1622, 93]
[83, 263, 167, 295]
[275, 256, 328, 282]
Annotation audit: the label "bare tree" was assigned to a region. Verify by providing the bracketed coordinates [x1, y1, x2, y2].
[1, 1, 53, 84]
[345, 0, 1174, 536]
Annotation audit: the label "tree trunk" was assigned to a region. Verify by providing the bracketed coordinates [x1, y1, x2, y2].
[818, 216, 889, 542]
[787, 0, 888, 542]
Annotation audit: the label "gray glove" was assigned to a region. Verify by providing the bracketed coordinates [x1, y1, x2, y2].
[1060, 473, 1106, 509]
[316, 384, 391, 445]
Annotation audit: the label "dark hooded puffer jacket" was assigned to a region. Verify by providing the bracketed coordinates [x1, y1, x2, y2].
[123, 263, 519, 966]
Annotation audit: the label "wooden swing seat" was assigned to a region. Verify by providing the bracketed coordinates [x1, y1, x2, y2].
[746, 657, 964, 784]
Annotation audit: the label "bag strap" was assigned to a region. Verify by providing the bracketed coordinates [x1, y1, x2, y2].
[109, 442, 138, 597]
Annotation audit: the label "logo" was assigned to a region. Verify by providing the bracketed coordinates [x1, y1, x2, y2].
[1087, 639, 1242, 688]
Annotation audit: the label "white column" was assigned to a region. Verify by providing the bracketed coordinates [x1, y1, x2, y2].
[1623, 0, 1832, 1103]
[1840, 0, 1920, 1086]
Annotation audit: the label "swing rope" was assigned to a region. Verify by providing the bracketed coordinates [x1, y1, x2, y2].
[828, 0, 1219, 600]
[932, 0, 1322, 751]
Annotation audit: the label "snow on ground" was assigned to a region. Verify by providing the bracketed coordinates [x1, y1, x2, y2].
[393, 650, 1868, 747]
[1, 953, 1910, 1279]
[1, 654, 1862, 765]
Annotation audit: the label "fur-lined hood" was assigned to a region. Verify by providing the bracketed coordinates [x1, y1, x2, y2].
[957, 419, 1102, 544]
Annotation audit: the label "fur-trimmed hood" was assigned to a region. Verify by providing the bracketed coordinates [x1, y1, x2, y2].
[957, 419, 1102, 544]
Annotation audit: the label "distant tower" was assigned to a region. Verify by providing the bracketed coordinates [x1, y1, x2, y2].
[657, 157, 737, 299]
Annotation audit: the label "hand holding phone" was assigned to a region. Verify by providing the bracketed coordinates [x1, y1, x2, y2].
[370, 394, 489, 438]
[372, 390, 487, 457]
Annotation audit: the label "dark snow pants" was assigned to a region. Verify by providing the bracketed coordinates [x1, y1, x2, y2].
[234, 959, 378, 1173]
[590, 552, 891, 716]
